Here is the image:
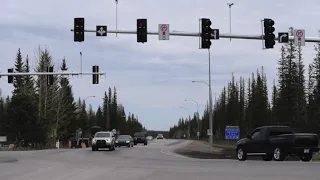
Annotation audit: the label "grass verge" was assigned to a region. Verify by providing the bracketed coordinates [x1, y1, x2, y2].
[313, 152, 320, 161]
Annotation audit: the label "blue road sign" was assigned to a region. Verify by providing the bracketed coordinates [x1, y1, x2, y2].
[225, 126, 240, 140]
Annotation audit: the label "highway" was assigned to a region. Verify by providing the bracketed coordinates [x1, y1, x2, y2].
[0, 139, 319, 180]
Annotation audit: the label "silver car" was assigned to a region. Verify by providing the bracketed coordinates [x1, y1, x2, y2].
[92, 131, 116, 151]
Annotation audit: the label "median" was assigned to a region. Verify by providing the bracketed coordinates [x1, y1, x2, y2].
[173, 140, 236, 159]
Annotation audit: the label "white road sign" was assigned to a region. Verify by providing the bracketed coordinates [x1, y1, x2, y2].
[294, 29, 305, 46]
[207, 129, 212, 136]
[158, 24, 169, 40]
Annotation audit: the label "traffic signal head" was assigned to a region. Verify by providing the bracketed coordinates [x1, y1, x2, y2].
[201, 18, 212, 49]
[74, 17, 85, 42]
[47, 66, 54, 85]
[92, 65, 99, 84]
[137, 19, 147, 43]
[263, 18, 275, 49]
[8, 68, 13, 84]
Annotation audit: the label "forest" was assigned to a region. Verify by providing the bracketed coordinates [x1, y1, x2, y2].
[0, 47, 144, 148]
[169, 40, 320, 139]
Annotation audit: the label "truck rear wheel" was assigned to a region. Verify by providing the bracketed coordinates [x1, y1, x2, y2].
[300, 154, 312, 162]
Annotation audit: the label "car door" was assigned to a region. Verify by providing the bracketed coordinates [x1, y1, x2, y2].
[246, 128, 263, 153]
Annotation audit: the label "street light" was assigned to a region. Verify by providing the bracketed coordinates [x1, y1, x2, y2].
[184, 99, 200, 140]
[179, 106, 191, 139]
[192, 78, 214, 153]
[85, 95, 95, 101]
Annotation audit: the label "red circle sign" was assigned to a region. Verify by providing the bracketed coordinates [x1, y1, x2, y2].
[160, 25, 167, 32]
[296, 30, 303, 38]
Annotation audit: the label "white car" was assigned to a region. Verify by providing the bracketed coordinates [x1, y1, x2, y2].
[92, 131, 116, 151]
[146, 136, 153, 140]
[156, 134, 164, 139]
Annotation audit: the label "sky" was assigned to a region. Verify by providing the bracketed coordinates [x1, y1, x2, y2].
[1, 0, 320, 131]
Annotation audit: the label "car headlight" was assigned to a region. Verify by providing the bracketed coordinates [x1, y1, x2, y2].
[126, 141, 130, 143]
[92, 139, 96, 144]
[115, 141, 118, 143]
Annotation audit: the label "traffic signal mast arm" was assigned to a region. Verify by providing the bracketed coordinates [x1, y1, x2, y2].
[70, 29, 320, 43]
[0, 72, 105, 76]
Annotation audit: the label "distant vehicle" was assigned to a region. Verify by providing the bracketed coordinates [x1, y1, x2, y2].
[91, 131, 116, 151]
[156, 134, 164, 140]
[115, 135, 134, 147]
[146, 136, 153, 141]
[236, 126, 319, 161]
[133, 132, 148, 145]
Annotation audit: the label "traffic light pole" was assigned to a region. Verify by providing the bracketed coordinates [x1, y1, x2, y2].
[70, 29, 320, 43]
[0, 72, 105, 76]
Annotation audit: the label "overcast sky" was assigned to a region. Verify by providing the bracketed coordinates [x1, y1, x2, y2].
[1, 0, 319, 131]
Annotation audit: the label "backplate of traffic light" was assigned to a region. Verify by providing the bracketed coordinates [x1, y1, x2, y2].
[47, 66, 54, 85]
[92, 65, 99, 84]
[137, 19, 147, 43]
[74, 17, 85, 42]
[201, 18, 212, 49]
[263, 18, 275, 49]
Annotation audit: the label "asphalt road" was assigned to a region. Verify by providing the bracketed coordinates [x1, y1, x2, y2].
[0, 139, 320, 180]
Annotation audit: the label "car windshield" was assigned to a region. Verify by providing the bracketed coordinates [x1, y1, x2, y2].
[118, 135, 130, 139]
[94, 132, 110, 137]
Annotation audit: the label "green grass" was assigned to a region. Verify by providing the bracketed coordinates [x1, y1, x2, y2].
[313, 152, 320, 161]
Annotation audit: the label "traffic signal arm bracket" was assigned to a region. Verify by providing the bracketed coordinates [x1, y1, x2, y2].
[69, 29, 320, 43]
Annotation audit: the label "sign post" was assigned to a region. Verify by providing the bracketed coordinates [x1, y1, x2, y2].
[294, 29, 305, 46]
[158, 24, 169, 40]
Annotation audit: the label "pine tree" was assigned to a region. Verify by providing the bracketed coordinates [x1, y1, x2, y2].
[13, 48, 24, 95]
[57, 58, 77, 138]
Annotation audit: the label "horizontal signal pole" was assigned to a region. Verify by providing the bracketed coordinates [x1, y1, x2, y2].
[0, 72, 105, 77]
[70, 29, 320, 43]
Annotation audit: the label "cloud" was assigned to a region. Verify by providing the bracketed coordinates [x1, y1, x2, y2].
[1, 0, 320, 130]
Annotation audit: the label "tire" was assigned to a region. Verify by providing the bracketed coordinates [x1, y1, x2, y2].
[237, 146, 247, 161]
[92, 147, 96, 151]
[262, 154, 272, 161]
[144, 142, 147, 145]
[131, 143, 134, 147]
[273, 147, 285, 161]
[300, 154, 312, 162]
[112, 145, 116, 151]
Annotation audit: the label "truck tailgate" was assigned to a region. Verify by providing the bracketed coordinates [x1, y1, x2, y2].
[293, 133, 319, 147]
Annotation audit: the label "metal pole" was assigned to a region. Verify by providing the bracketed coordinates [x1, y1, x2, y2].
[115, 0, 118, 37]
[185, 99, 200, 140]
[208, 49, 213, 153]
[80, 52, 82, 77]
[179, 106, 190, 139]
[71, 29, 320, 43]
[0, 72, 106, 76]
[227, 3, 234, 41]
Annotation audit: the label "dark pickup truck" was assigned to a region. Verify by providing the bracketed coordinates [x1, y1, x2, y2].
[236, 125, 319, 161]
[133, 132, 148, 145]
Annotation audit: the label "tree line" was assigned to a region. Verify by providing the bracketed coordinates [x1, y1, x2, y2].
[0, 47, 144, 148]
[169, 37, 320, 139]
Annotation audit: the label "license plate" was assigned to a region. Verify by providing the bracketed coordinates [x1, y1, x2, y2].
[304, 149, 309, 153]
